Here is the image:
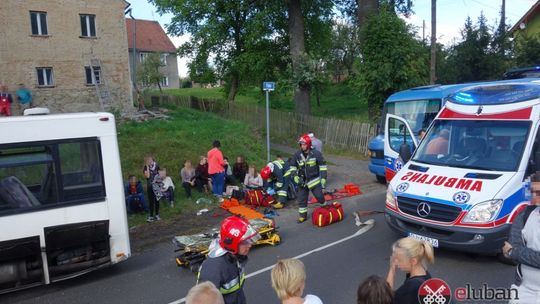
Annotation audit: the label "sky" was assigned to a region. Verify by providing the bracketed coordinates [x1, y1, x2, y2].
[127, 0, 537, 77]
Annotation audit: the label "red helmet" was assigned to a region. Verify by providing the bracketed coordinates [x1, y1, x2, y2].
[260, 165, 273, 180]
[298, 134, 312, 149]
[219, 216, 261, 254]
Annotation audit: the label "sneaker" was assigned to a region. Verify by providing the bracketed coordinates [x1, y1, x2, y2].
[155, 215, 161, 221]
[272, 202, 284, 209]
[146, 216, 155, 223]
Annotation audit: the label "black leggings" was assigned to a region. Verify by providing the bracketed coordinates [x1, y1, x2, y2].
[182, 182, 194, 197]
[147, 183, 159, 217]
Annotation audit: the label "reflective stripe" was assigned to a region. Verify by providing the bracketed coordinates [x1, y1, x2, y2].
[277, 190, 287, 197]
[307, 177, 321, 189]
[272, 161, 283, 169]
[220, 273, 245, 294]
[299, 207, 308, 213]
[276, 182, 283, 188]
[319, 165, 328, 171]
[306, 159, 317, 166]
[283, 171, 292, 177]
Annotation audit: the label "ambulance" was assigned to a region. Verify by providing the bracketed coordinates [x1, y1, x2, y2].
[384, 80, 540, 256]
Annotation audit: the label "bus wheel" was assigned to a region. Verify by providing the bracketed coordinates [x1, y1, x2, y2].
[376, 176, 387, 184]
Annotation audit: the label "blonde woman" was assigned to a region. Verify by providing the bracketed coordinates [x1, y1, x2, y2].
[386, 237, 435, 304]
[271, 258, 323, 304]
[244, 165, 263, 189]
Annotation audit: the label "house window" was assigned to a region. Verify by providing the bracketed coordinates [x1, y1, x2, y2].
[161, 54, 168, 65]
[30, 11, 48, 35]
[160, 77, 169, 87]
[36, 67, 53, 86]
[85, 66, 101, 85]
[139, 53, 148, 63]
[80, 14, 96, 37]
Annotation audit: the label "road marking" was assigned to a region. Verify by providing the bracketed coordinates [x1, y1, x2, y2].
[168, 219, 375, 304]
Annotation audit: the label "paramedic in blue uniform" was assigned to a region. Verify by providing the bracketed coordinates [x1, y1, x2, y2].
[288, 134, 328, 223]
[198, 216, 260, 304]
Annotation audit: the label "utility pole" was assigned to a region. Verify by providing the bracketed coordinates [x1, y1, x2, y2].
[499, 0, 506, 55]
[430, 0, 437, 84]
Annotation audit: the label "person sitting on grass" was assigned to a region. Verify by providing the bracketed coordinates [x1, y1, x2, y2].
[124, 175, 148, 214]
[224, 157, 237, 185]
[195, 156, 212, 193]
[181, 160, 196, 199]
[153, 168, 175, 208]
[244, 165, 263, 189]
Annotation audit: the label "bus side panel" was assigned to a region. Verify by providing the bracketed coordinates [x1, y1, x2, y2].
[99, 134, 131, 263]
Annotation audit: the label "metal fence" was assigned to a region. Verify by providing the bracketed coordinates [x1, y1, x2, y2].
[149, 95, 377, 154]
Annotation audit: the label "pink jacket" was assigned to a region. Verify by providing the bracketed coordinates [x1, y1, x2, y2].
[207, 147, 224, 174]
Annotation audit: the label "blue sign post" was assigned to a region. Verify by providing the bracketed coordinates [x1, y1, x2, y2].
[263, 82, 276, 162]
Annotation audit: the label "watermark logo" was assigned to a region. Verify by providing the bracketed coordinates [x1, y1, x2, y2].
[418, 278, 452, 304]
[417, 279, 519, 303]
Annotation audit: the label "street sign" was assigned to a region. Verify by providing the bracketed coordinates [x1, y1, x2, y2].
[263, 82, 275, 91]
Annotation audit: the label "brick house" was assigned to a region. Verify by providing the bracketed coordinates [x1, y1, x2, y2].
[0, 0, 133, 113]
[126, 19, 179, 89]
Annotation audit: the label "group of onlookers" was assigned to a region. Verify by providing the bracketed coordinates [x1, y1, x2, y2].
[0, 83, 33, 117]
[125, 139, 264, 222]
[185, 236, 435, 304]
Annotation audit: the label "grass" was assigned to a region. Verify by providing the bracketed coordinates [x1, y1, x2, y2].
[118, 107, 275, 227]
[161, 82, 370, 122]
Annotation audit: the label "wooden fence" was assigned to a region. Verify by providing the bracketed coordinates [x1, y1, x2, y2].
[149, 95, 377, 154]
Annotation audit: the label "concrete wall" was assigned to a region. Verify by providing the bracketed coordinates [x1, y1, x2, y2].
[0, 0, 133, 114]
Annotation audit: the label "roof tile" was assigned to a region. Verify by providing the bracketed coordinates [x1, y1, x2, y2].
[126, 19, 176, 53]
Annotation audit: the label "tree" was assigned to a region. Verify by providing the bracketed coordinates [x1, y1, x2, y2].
[328, 21, 360, 81]
[514, 33, 540, 67]
[137, 52, 166, 93]
[441, 14, 509, 83]
[354, 6, 428, 121]
[188, 52, 216, 87]
[151, 0, 276, 101]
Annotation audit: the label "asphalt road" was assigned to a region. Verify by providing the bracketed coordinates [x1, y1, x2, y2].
[1, 189, 516, 304]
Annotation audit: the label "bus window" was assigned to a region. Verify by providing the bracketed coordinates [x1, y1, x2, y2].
[0, 138, 105, 215]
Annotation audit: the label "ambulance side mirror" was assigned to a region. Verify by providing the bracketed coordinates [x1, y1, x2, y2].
[399, 143, 412, 163]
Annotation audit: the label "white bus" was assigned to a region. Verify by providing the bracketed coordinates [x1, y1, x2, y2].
[0, 111, 130, 293]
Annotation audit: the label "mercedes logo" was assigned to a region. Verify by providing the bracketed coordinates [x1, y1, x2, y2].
[417, 202, 431, 218]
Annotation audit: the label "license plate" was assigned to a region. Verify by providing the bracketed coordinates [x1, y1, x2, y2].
[408, 232, 439, 248]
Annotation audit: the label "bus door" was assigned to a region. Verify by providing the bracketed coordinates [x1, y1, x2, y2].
[384, 114, 418, 182]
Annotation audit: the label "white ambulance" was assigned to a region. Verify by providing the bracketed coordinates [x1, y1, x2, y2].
[384, 80, 540, 257]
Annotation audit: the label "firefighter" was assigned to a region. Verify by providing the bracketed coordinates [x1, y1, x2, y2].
[260, 155, 291, 209]
[288, 134, 327, 223]
[198, 216, 260, 304]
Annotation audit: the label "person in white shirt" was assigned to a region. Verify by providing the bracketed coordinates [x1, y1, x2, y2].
[244, 165, 263, 189]
[271, 258, 323, 304]
[308, 132, 323, 154]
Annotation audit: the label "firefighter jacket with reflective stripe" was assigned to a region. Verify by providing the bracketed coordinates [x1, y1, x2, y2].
[198, 252, 247, 304]
[288, 149, 327, 189]
[268, 159, 290, 203]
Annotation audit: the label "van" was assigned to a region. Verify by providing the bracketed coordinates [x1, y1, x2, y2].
[384, 80, 540, 256]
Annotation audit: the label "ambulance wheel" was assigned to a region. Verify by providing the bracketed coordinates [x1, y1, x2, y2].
[376, 176, 386, 184]
[497, 253, 517, 265]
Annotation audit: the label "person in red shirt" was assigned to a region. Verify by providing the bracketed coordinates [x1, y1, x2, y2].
[0, 85, 13, 117]
[207, 140, 225, 198]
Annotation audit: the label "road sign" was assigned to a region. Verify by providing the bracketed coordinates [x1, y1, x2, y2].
[263, 82, 275, 91]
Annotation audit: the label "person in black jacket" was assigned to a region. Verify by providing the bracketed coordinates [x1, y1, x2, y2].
[198, 216, 260, 304]
[386, 237, 435, 304]
[288, 134, 327, 223]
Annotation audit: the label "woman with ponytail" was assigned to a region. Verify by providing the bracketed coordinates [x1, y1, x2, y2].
[386, 237, 435, 304]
